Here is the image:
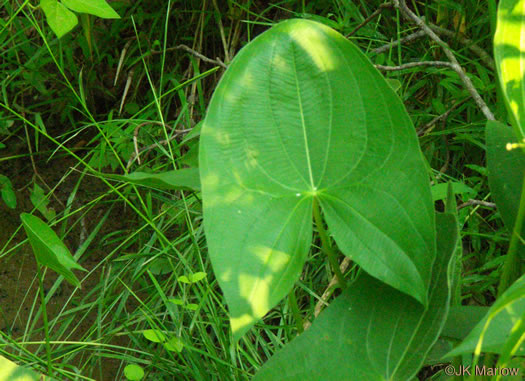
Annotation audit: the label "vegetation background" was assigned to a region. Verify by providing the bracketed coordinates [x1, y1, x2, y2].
[0, 0, 519, 379]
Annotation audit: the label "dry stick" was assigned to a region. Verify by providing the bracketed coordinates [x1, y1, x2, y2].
[126, 128, 192, 170]
[346, 2, 393, 37]
[132, 121, 165, 165]
[212, 0, 230, 63]
[151, 44, 227, 69]
[372, 30, 426, 54]
[393, 0, 495, 121]
[372, 26, 495, 70]
[457, 200, 496, 210]
[375, 60, 454, 71]
[428, 24, 495, 70]
[417, 98, 469, 137]
[303, 257, 352, 331]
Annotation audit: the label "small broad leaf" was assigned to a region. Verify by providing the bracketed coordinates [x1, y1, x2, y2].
[142, 329, 166, 343]
[446, 274, 525, 357]
[200, 18, 436, 339]
[0, 174, 16, 209]
[40, 0, 78, 39]
[21, 213, 85, 287]
[254, 213, 458, 381]
[163, 337, 184, 352]
[494, 0, 525, 139]
[0, 355, 45, 381]
[486, 120, 525, 259]
[385, 78, 402, 92]
[29, 183, 55, 221]
[103, 168, 200, 191]
[178, 275, 191, 284]
[124, 364, 144, 381]
[431, 182, 476, 202]
[169, 298, 184, 305]
[62, 0, 120, 19]
[189, 271, 207, 283]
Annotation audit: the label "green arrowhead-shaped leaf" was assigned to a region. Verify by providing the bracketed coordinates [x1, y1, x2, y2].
[254, 213, 457, 381]
[40, 0, 78, 39]
[200, 19, 435, 339]
[486, 120, 525, 259]
[103, 168, 200, 191]
[495, 0, 525, 139]
[21, 213, 85, 287]
[62, 0, 120, 19]
[446, 274, 525, 357]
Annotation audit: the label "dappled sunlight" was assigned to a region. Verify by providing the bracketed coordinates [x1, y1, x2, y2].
[231, 313, 256, 336]
[231, 273, 273, 335]
[290, 25, 336, 71]
[252, 245, 292, 273]
[201, 172, 219, 189]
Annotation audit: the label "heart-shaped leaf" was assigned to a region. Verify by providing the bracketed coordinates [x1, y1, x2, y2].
[21, 213, 85, 287]
[200, 19, 435, 339]
[495, 0, 525, 139]
[254, 213, 457, 381]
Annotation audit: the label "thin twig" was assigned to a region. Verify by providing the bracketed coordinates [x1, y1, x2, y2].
[126, 128, 192, 170]
[393, 0, 495, 120]
[457, 200, 496, 210]
[372, 30, 426, 55]
[132, 121, 165, 166]
[372, 26, 494, 70]
[428, 23, 495, 70]
[417, 98, 468, 136]
[151, 44, 228, 69]
[346, 2, 393, 37]
[375, 61, 454, 71]
[303, 257, 352, 331]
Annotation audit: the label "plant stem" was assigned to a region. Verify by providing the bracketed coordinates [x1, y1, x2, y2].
[288, 289, 304, 335]
[312, 198, 346, 289]
[37, 265, 53, 377]
[497, 174, 525, 298]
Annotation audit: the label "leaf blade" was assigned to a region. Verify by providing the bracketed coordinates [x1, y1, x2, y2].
[495, 0, 525, 139]
[61, 0, 120, 19]
[200, 19, 435, 338]
[21, 213, 85, 288]
[40, 0, 78, 38]
[253, 213, 458, 381]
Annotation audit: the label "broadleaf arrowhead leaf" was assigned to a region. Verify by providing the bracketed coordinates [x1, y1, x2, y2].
[200, 19, 436, 339]
[253, 213, 458, 381]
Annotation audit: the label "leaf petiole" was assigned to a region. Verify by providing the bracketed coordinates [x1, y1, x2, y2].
[312, 198, 346, 289]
